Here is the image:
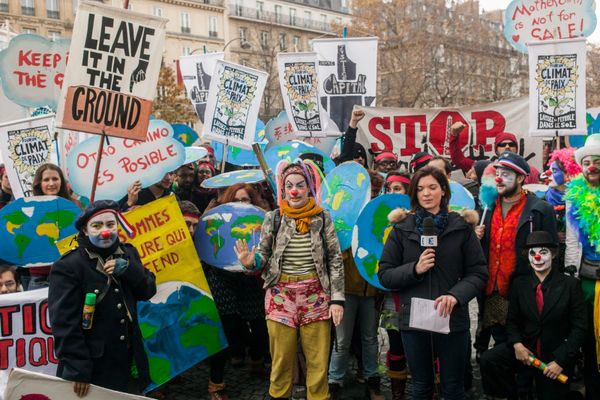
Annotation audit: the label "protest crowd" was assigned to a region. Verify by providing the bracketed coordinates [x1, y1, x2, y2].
[0, 3, 600, 400]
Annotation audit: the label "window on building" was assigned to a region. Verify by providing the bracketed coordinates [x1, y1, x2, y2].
[256, 1, 263, 19]
[304, 10, 311, 27]
[260, 31, 268, 49]
[289, 8, 296, 25]
[182, 47, 191, 56]
[209, 16, 218, 37]
[46, 0, 59, 18]
[153, 7, 162, 17]
[340, 0, 347, 9]
[320, 14, 327, 29]
[22, 27, 36, 34]
[239, 27, 247, 43]
[335, 17, 342, 25]
[235, 0, 243, 16]
[278, 33, 286, 51]
[0, 0, 8, 12]
[20, 0, 34, 16]
[48, 30, 60, 41]
[180, 12, 190, 33]
[293, 36, 301, 51]
[275, 5, 282, 23]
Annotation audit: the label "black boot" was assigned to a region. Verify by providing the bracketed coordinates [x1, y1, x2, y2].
[366, 376, 384, 400]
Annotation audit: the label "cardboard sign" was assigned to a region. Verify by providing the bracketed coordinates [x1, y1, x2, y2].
[0, 290, 58, 397]
[66, 119, 185, 200]
[263, 110, 338, 154]
[55, 1, 167, 140]
[528, 38, 587, 136]
[0, 34, 70, 109]
[0, 115, 56, 198]
[202, 60, 268, 149]
[312, 37, 378, 133]
[4, 368, 150, 400]
[180, 52, 224, 123]
[356, 98, 545, 171]
[504, 0, 597, 53]
[277, 52, 327, 135]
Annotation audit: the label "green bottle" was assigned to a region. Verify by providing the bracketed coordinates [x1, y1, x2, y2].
[82, 293, 96, 330]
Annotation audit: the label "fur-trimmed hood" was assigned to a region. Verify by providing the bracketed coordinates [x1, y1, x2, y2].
[387, 208, 480, 229]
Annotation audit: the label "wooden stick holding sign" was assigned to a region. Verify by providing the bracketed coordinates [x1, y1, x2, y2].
[252, 143, 276, 199]
[220, 140, 228, 173]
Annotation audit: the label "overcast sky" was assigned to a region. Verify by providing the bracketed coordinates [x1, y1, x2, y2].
[478, 0, 600, 44]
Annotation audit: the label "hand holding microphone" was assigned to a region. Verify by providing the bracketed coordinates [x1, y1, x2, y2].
[417, 217, 437, 275]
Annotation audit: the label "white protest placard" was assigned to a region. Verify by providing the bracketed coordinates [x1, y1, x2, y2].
[503, 0, 597, 53]
[312, 37, 378, 133]
[0, 289, 57, 397]
[0, 115, 56, 198]
[56, 129, 89, 176]
[528, 38, 587, 137]
[180, 52, 224, 123]
[3, 368, 151, 400]
[277, 52, 328, 136]
[0, 34, 70, 109]
[408, 297, 450, 334]
[66, 119, 185, 200]
[55, 1, 167, 140]
[202, 60, 268, 150]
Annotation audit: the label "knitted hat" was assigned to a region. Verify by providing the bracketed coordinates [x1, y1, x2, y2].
[494, 151, 530, 176]
[574, 134, 600, 165]
[353, 143, 367, 161]
[494, 132, 518, 150]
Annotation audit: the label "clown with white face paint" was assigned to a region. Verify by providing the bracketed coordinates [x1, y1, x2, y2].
[48, 200, 156, 396]
[565, 134, 600, 397]
[528, 247, 553, 273]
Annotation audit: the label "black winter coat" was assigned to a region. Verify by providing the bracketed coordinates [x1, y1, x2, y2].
[482, 193, 558, 282]
[378, 212, 488, 332]
[48, 243, 156, 392]
[506, 269, 586, 369]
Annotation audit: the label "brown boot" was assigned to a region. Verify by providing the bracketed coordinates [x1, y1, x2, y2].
[390, 378, 406, 400]
[208, 380, 229, 400]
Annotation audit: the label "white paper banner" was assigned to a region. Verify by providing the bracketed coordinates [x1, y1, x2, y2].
[277, 52, 328, 135]
[55, 1, 167, 140]
[3, 368, 150, 400]
[528, 38, 587, 137]
[356, 97, 545, 171]
[0, 115, 56, 198]
[180, 52, 224, 123]
[312, 37, 378, 133]
[202, 60, 268, 150]
[0, 289, 57, 398]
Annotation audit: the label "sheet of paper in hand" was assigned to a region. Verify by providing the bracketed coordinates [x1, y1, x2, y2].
[408, 297, 450, 334]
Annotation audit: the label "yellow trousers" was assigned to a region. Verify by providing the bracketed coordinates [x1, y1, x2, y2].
[267, 319, 331, 399]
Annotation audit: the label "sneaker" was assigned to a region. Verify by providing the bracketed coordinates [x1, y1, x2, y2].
[329, 382, 342, 400]
[366, 376, 384, 400]
[292, 385, 307, 400]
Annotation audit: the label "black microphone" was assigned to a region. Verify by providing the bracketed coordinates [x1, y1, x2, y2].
[420, 217, 438, 249]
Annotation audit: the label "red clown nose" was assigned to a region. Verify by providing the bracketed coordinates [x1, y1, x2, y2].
[495, 177, 503, 183]
[589, 166, 599, 174]
[100, 231, 111, 239]
[290, 190, 298, 196]
[534, 254, 541, 261]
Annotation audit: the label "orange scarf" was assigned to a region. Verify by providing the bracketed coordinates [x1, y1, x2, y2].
[280, 198, 323, 234]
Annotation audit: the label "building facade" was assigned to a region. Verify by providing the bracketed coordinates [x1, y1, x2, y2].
[0, 0, 75, 39]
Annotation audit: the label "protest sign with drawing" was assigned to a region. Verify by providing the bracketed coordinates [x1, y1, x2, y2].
[202, 60, 268, 150]
[0, 114, 56, 198]
[504, 0, 597, 53]
[180, 52, 224, 123]
[528, 38, 587, 136]
[66, 119, 185, 201]
[0, 34, 70, 109]
[55, 1, 166, 140]
[0, 289, 58, 398]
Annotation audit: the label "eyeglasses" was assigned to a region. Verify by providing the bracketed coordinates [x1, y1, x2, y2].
[235, 197, 252, 203]
[497, 142, 517, 148]
[377, 160, 397, 167]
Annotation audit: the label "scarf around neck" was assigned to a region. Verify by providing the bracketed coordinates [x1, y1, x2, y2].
[280, 198, 324, 234]
[415, 206, 449, 235]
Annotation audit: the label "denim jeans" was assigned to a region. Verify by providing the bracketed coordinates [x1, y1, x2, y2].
[328, 295, 379, 383]
[401, 330, 469, 400]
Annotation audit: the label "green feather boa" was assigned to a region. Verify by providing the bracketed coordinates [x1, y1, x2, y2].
[565, 175, 600, 253]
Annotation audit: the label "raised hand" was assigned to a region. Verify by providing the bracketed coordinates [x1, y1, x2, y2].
[234, 239, 256, 269]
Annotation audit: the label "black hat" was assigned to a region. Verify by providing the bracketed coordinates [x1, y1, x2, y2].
[409, 151, 433, 173]
[524, 231, 558, 249]
[473, 160, 491, 184]
[352, 143, 367, 162]
[494, 151, 530, 176]
[75, 200, 134, 237]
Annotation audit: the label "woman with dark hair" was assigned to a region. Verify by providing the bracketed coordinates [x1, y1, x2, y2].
[32, 163, 71, 199]
[191, 161, 219, 214]
[199, 183, 270, 399]
[0, 164, 13, 210]
[384, 172, 411, 195]
[378, 166, 488, 400]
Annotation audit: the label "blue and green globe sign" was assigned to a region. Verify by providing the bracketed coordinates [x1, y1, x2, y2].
[195, 202, 265, 271]
[352, 194, 410, 291]
[0, 196, 80, 266]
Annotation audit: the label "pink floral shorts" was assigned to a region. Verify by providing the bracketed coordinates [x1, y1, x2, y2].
[265, 277, 330, 328]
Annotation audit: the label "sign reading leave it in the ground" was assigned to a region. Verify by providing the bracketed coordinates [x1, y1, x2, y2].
[0, 34, 70, 109]
[504, 0, 597, 53]
[55, 1, 166, 140]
